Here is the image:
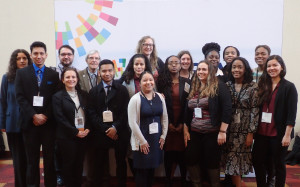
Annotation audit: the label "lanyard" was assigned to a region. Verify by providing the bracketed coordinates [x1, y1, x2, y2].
[104, 85, 111, 110]
[266, 85, 278, 112]
[233, 83, 245, 111]
[256, 69, 259, 83]
[141, 91, 156, 122]
[86, 68, 97, 88]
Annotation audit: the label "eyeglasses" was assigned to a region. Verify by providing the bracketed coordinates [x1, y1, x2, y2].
[60, 53, 73, 57]
[142, 43, 154, 47]
[88, 57, 100, 61]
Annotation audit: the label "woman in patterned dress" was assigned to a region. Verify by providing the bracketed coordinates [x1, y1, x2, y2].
[223, 57, 259, 187]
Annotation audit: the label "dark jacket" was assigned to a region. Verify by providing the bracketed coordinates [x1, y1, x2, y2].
[185, 81, 232, 128]
[52, 89, 90, 140]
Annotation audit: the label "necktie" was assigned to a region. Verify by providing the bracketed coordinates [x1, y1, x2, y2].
[106, 85, 111, 96]
[91, 74, 97, 87]
[37, 70, 42, 87]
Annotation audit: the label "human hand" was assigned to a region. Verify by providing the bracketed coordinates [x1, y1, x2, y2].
[33, 114, 47, 126]
[159, 138, 165, 150]
[106, 127, 117, 140]
[245, 133, 253, 147]
[140, 143, 150, 154]
[183, 124, 190, 147]
[217, 132, 226, 145]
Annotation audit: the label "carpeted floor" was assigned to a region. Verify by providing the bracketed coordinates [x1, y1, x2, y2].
[0, 158, 299, 187]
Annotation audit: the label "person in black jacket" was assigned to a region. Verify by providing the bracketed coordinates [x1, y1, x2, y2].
[183, 60, 232, 187]
[157, 55, 191, 186]
[253, 55, 298, 187]
[52, 67, 90, 187]
[87, 59, 130, 187]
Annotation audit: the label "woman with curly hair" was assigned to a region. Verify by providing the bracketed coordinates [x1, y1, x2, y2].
[222, 57, 259, 187]
[178, 50, 194, 80]
[157, 55, 191, 186]
[0, 49, 32, 187]
[222, 46, 240, 81]
[253, 55, 298, 187]
[136, 36, 164, 80]
[184, 60, 231, 187]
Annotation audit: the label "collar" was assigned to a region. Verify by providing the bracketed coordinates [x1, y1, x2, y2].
[87, 67, 98, 77]
[33, 63, 45, 73]
[102, 80, 113, 88]
[216, 68, 224, 76]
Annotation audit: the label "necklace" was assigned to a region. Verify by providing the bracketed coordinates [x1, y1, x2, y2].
[67, 90, 77, 98]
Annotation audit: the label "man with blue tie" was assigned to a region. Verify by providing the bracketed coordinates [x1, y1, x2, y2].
[15, 41, 59, 187]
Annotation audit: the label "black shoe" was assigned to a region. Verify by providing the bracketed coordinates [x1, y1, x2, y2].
[57, 175, 64, 186]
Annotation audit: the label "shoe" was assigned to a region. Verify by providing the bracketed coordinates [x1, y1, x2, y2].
[57, 175, 64, 186]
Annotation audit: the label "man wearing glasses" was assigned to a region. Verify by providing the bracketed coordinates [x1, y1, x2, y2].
[55, 45, 75, 78]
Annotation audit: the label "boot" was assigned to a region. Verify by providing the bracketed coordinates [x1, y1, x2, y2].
[207, 169, 220, 187]
[186, 165, 202, 187]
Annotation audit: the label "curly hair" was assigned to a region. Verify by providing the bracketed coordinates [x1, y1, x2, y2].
[136, 36, 159, 71]
[258, 55, 286, 104]
[123, 54, 152, 84]
[188, 60, 218, 99]
[227, 57, 253, 84]
[7, 49, 32, 82]
[202, 42, 221, 58]
[156, 55, 180, 93]
[177, 50, 194, 72]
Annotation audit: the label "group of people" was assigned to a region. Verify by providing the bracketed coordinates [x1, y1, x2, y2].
[0, 36, 298, 187]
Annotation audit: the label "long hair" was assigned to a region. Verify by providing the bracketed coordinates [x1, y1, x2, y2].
[156, 55, 179, 93]
[136, 36, 159, 71]
[61, 67, 82, 92]
[188, 60, 218, 99]
[227, 57, 253, 84]
[123, 54, 152, 84]
[7, 49, 32, 82]
[177, 50, 194, 72]
[258, 55, 286, 104]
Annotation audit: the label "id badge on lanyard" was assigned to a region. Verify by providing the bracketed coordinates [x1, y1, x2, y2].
[33, 92, 43, 107]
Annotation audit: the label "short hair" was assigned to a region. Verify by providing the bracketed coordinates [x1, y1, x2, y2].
[222, 46, 240, 59]
[85, 50, 100, 62]
[202, 42, 221, 58]
[255, 45, 271, 55]
[58, 45, 74, 55]
[177, 50, 194, 72]
[30, 41, 47, 53]
[61, 67, 81, 91]
[227, 57, 253, 84]
[99, 59, 114, 69]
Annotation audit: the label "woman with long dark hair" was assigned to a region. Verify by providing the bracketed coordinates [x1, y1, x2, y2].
[0, 49, 32, 187]
[253, 55, 298, 187]
[157, 55, 191, 186]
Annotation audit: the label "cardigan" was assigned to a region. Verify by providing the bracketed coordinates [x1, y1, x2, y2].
[127, 92, 168, 151]
[185, 81, 232, 128]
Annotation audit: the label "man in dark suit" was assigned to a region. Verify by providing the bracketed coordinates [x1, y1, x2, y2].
[15, 41, 59, 187]
[87, 59, 130, 187]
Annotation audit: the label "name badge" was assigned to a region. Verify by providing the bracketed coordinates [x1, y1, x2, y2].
[33, 96, 44, 107]
[75, 117, 84, 131]
[194, 107, 202, 118]
[261, 112, 272, 123]
[184, 82, 190, 93]
[233, 112, 240, 124]
[149, 122, 159, 134]
[103, 110, 113, 122]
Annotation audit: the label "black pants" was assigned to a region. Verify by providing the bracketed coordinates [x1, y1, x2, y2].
[253, 134, 288, 187]
[135, 168, 155, 187]
[57, 138, 86, 187]
[164, 151, 186, 181]
[22, 125, 56, 187]
[7, 132, 27, 187]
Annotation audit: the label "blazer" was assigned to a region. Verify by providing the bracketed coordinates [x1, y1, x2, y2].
[78, 68, 101, 93]
[87, 80, 130, 134]
[185, 81, 232, 128]
[263, 78, 298, 139]
[160, 77, 191, 127]
[52, 89, 90, 140]
[0, 74, 21, 132]
[15, 65, 59, 130]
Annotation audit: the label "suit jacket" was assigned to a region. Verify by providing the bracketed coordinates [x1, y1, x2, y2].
[160, 77, 191, 127]
[52, 89, 90, 140]
[0, 74, 21, 132]
[15, 65, 59, 130]
[78, 68, 101, 93]
[87, 80, 129, 134]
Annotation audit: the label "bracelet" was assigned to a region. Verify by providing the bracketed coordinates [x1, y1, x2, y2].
[219, 130, 226, 133]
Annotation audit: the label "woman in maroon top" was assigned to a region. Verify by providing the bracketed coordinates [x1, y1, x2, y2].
[157, 55, 191, 186]
[253, 55, 298, 187]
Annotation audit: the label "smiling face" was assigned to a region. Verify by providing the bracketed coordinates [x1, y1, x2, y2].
[16, 52, 29, 69]
[224, 47, 238, 64]
[86, 52, 100, 72]
[140, 72, 155, 94]
[31, 47, 47, 68]
[62, 70, 78, 91]
[133, 57, 146, 77]
[255, 47, 269, 67]
[231, 59, 245, 81]
[267, 59, 283, 79]
[59, 47, 74, 67]
[197, 62, 209, 83]
[141, 38, 154, 58]
[180, 53, 192, 71]
[99, 64, 115, 85]
[168, 56, 181, 74]
[206, 50, 220, 68]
